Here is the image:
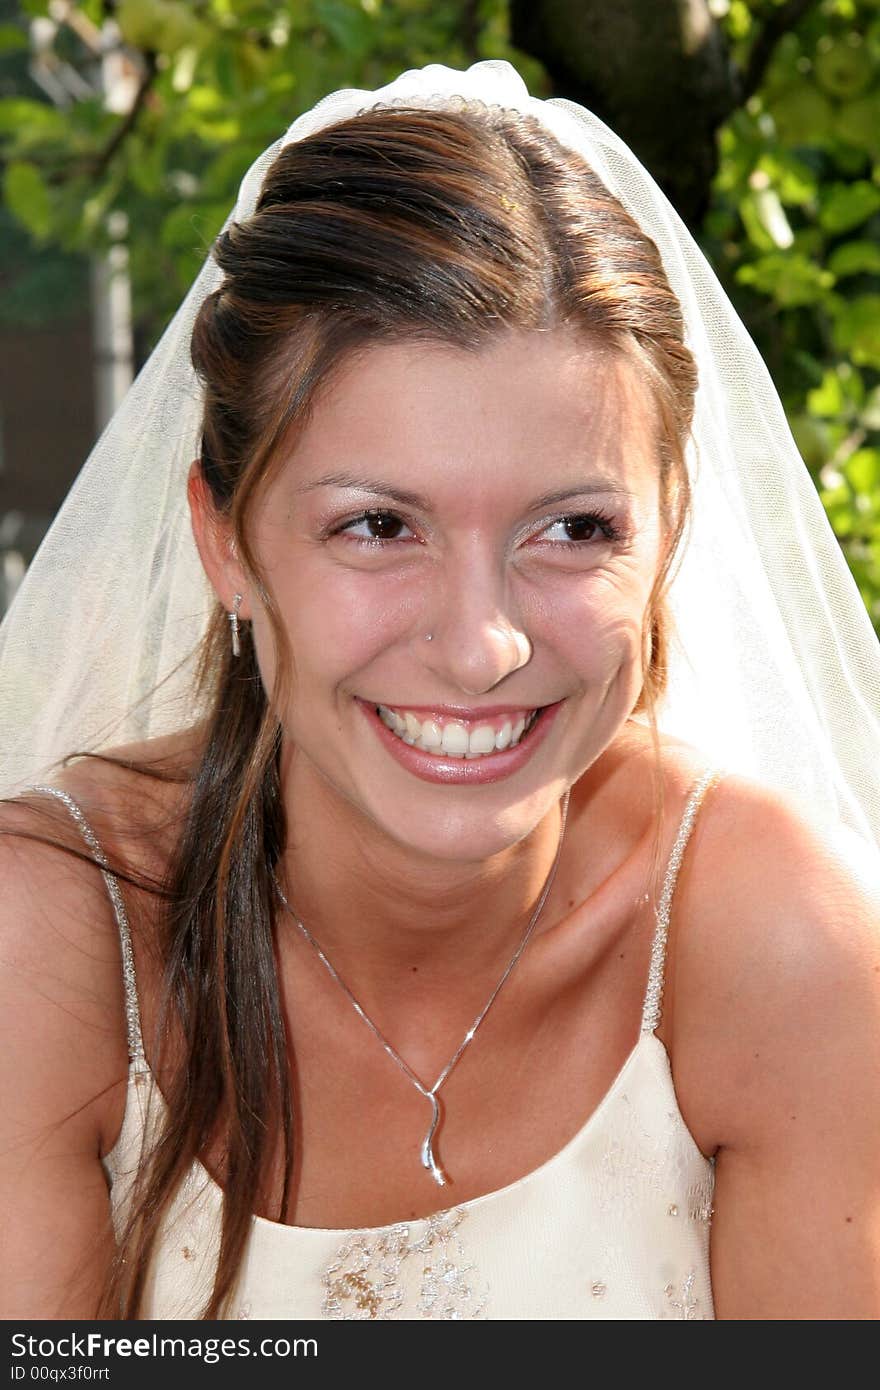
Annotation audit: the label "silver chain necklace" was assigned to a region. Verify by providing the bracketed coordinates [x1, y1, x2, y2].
[273, 788, 571, 1188]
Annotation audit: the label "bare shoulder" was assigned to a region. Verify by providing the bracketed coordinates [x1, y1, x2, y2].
[0, 731, 200, 1317]
[683, 769, 880, 1010]
[653, 770, 880, 1317]
[0, 790, 131, 1312]
[0, 728, 199, 1147]
[666, 767, 880, 1154]
[0, 786, 130, 1099]
[691, 768, 879, 906]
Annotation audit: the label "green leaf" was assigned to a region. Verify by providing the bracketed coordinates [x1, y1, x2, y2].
[814, 36, 874, 99]
[185, 81, 221, 114]
[832, 295, 880, 369]
[0, 23, 28, 51]
[116, 0, 166, 49]
[727, 1, 753, 41]
[736, 252, 834, 308]
[130, 158, 164, 201]
[213, 44, 238, 99]
[79, 0, 107, 23]
[844, 448, 880, 495]
[315, 0, 376, 58]
[824, 497, 857, 534]
[3, 161, 51, 241]
[819, 181, 880, 234]
[835, 94, 880, 158]
[117, 0, 209, 55]
[766, 85, 834, 147]
[755, 152, 817, 207]
[828, 239, 880, 277]
[807, 371, 846, 418]
[0, 98, 68, 139]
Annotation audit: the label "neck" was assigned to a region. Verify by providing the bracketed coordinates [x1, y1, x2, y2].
[275, 753, 573, 1002]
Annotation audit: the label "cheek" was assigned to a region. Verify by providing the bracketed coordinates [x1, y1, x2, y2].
[252, 563, 419, 690]
[539, 564, 653, 673]
[312, 573, 419, 663]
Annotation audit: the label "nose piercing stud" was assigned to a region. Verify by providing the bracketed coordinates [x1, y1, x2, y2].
[425, 633, 433, 641]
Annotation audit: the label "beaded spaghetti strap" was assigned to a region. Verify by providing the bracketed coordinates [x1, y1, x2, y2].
[640, 768, 720, 1036]
[30, 784, 147, 1069]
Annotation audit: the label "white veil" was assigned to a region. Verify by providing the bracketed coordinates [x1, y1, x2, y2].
[1, 59, 878, 851]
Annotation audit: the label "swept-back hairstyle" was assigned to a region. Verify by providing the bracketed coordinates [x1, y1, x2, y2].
[101, 101, 697, 1317]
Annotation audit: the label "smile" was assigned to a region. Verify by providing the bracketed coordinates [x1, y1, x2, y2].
[376, 704, 542, 759]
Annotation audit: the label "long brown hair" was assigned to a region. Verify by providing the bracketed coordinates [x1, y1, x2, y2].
[92, 101, 698, 1317]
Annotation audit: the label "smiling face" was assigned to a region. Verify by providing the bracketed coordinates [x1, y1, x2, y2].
[195, 326, 668, 861]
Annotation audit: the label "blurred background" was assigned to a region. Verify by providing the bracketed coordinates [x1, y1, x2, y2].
[1, 0, 878, 629]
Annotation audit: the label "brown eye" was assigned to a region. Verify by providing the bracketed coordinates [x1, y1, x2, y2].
[538, 512, 622, 546]
[338, 510, 413, 543]
[365, 511, 406, 539]
[561, 515, 599, 542]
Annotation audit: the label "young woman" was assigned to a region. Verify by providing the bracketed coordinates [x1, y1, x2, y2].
[1, 60, 878, 1321]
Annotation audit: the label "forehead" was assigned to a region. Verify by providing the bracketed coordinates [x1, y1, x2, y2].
[280, 327, 660, 504]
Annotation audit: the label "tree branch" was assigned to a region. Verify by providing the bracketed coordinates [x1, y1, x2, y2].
[739, 0, 822, 104]
[90, 50, 158, 184]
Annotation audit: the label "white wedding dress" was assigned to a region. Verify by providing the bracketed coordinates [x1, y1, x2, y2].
[36, 769, 717, 1321]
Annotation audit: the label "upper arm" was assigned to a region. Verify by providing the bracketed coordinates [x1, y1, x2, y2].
[671, 778, 880, 1319]
[0, 801, 129, 1318]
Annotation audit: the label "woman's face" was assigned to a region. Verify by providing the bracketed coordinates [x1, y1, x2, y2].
[235, 327, 666, 859]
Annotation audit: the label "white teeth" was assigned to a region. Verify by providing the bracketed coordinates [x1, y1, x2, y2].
[468, 725, 497, 755]
[376, 705, 541, 759]
[419, 718, 443, 749]
[440, 723, 469, 757]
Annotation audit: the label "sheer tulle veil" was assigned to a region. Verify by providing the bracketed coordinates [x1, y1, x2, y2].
[1, 59, 878, 853]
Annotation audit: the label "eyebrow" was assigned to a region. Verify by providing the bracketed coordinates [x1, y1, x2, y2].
[294, 471, 637, 510]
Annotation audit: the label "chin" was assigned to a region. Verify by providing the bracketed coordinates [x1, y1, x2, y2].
[358, 780, 569, 863]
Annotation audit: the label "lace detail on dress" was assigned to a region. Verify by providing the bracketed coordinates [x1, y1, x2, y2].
[321, 1208, 488, 1320]
[686, 1171, 715, 1226]
[663, 1270, 709, 1320]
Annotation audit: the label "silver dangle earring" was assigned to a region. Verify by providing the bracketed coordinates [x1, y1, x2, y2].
[229, 593, 243, 657]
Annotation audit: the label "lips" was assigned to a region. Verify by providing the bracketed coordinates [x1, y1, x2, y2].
[358, 697, 563, 786]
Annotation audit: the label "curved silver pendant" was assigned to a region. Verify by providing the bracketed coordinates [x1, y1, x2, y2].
[420, 1093, 448, 1187]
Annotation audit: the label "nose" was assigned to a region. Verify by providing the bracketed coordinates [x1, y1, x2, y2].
[418, 554, 533, 695]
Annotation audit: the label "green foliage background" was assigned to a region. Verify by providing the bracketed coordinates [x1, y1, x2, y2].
[706, 0, 880, 631]
[2, 0, 879, 628]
